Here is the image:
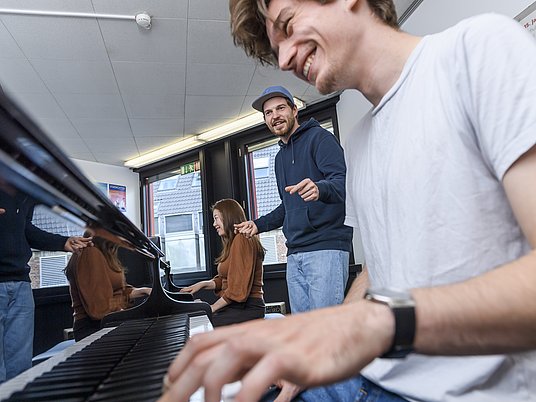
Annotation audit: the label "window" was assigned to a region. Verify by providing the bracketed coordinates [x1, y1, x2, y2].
[253, 157, 270, 179]
[197, 210, 206, 269]
[165, 214, 193, 233]
[39, 255, 68, 287]
[191, 171, 202, 187]
[244, 139, 287, 266]
[259, 235, 278, 265]
[154, 216, 160, 235]
[198, 211, 204, 232]
[143, 162, 207, 276]
[320, 120, 335, 134]
[158, 176, 178, 191]
[30, 205, 83, 289]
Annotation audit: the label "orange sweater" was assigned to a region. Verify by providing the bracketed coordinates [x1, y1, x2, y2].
[212, 234, 264, 304]
[66, 247, 132, 321]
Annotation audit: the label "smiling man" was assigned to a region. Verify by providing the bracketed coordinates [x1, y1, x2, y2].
[234, 85, 354, 401]
[158, 1, 536, 401]
[235, 86, 353, 320]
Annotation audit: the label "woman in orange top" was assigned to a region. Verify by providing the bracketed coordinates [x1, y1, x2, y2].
[65, 234, 151, 341]
[181, 199, 265, 327]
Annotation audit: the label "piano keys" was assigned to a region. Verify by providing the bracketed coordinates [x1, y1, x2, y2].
[0, 313, 212, 401]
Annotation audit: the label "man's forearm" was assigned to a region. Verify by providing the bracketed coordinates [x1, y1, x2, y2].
[413, 250, 536, 355]
[159, 253, 536, 402]
[344, 265, 369, 303]
[256, 203, 285, 232]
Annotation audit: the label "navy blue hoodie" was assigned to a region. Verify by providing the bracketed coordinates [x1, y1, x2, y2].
[254, 118, 353, 255]
[0, 191, 68, 282]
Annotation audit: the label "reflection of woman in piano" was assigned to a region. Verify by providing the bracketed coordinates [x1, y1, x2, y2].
[65, 233, 152, 341]
[180, 199, 265, 327]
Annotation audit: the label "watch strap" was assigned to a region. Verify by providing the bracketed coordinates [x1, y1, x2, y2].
[381, 304, 415, 358]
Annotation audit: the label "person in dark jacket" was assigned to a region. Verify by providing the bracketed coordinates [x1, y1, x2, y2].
[0, 191, 92, 383]
[235, 86, 353, 316]
[234, 86, 353, 400]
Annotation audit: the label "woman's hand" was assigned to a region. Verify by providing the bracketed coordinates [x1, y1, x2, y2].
[180, 282, 205, 294]
[131, 287, 152, 298]
[211, 297, 229, 313]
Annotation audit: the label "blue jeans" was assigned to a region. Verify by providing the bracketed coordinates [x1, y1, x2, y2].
[296, 375, 408, 402]
[286, 250, 349, 313]
[0, 281, 34, 383]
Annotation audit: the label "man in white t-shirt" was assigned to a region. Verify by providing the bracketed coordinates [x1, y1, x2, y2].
[158, 1, 536, 401]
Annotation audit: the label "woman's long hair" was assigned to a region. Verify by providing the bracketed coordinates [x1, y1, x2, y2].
[92, 236, 124, 273]
[213, 199, 265, 264]
[65, 231, 124, 275]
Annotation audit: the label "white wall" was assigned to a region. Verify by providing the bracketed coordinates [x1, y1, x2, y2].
[336, 0, 534, 263]
[403, 0, 533, 34]
[72, 158, 141, 228]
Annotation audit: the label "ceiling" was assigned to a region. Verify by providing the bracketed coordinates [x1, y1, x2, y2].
[0, 0, 417, 167]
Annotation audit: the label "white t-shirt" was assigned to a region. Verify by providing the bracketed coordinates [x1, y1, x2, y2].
[344, 14, 536, 402]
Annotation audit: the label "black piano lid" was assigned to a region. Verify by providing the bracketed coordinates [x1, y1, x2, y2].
[0, 89, 162, 259]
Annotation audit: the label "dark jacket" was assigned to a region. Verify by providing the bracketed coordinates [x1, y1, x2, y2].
[0, 191, 68, 282]
[254, 118, 353, 255]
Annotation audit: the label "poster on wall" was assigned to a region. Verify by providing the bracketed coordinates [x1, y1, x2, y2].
[108, 184, 127, 212]
[516, 1, 536, 39]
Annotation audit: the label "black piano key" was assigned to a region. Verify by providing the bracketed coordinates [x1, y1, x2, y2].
[89, 380, 164, 402]
[111, 357, 174, 374]
[3, 313, 195, 402]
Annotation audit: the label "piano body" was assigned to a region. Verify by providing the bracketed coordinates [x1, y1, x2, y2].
[0, 88, 213, 400]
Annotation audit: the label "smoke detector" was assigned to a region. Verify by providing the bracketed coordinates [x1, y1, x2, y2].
[135, 12, 151, 29]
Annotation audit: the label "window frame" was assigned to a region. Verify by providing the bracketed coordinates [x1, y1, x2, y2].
[138, 151, 212, 283]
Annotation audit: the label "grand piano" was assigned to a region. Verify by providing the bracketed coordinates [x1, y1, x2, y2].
[0, 89, 213, 401]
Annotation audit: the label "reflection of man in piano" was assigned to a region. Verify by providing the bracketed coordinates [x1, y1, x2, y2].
[180, 199, 265, 327]
[0, 192, 92, 384]
[64, 233, 152, 341]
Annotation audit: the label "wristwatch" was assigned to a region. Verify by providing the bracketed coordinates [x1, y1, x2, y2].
[364, 288, 416, 358]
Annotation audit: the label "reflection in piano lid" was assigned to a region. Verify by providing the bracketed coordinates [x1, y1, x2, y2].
[0, 80, 215, 400]
[0, 89, 158, 258]
[0, 72, 212, 312]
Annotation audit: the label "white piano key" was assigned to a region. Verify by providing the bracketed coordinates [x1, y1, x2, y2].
[0, 327, 114, 399]
[0, 314, 210, 401]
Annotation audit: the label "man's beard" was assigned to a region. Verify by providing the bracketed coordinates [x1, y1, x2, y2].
[269, 115, 296, 137]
